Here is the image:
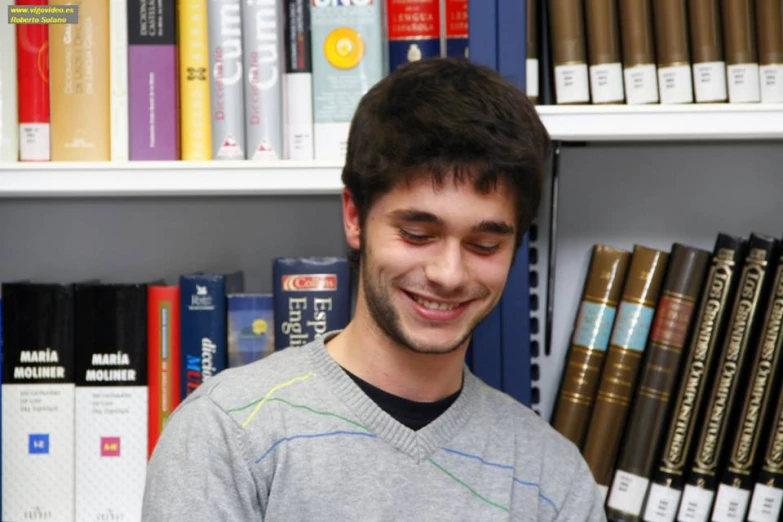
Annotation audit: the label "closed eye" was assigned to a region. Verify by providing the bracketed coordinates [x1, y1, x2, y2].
[399, 229, 433, 244]
[470, 243, 500, 255]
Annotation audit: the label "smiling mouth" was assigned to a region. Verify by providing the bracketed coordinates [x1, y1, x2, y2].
[403, 291, 468, 311]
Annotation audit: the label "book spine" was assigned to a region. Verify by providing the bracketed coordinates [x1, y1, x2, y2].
[756, 0, 783, 103]
[526, 0, 538, 102]
[74, 284, 148, 521]
[0, 0, 18, 161]
[606, 244, 711, 522]
[619, 0, 659, 104]
[497, 0, 527, 94]
[467, 0, 495, 68]
[243, 0, 284, 161]
[653, 0, 694, 104]
[209, 0, 245, 160]
[272, 257, 352, 350]
[713, 253, 783, 521]
[177, 0, 211, 160]
[723, 0, 761, 103]
[548, 0, 590, 104]
[16, 0, 50, 161]
[227, 294, 275, 367]
[679, 234, 778, 522]
[283, 0, 313, 160]
[688, 0, 728, 102]
[746, 373, 783, 522]
[643, 234, 745, 522]
[445, 0, 468, 59]
[128, 0, 179, 160]
[179, 275, 228, 398]
[585, 0, 625, 104]
[387, 0, 441, 71]
[49, 0, 111, 161]
[581, 244, 670, 500]
[311, 0, 383, 160]
[1, 283, 75, 522]
[147, 285, 181, 458]
[110, 0, 129, 160]
[551, 244, 631, 448]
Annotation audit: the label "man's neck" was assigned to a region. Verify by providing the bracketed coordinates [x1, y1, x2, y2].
[324, 319, 467, 403]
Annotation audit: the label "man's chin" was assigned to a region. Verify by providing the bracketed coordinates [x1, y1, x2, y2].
[396, 330, 469, 355]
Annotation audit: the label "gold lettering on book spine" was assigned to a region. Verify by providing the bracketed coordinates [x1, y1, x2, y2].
[729, 262, 783, 475]
[693, 250, 766, 475]
[660, 250, 734, 475]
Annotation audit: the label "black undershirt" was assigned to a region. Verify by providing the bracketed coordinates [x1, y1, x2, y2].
[341, 366, 462, 431]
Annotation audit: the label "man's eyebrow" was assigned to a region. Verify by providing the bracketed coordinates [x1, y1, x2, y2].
[387, 209, 443, 224]
[471, 220, 515, 235]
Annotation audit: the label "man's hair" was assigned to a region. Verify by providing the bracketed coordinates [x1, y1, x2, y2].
[342, 57, 552, 263]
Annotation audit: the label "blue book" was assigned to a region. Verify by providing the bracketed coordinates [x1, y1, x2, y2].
[387, 0, 442, 71]
[227, 294, 275, 367]
[273, 257, 352, 350]
[470, 301, 503, 391]
[497, 0, 527, 92]
[179, 272, 244, 398]
[467, 0, 497, 69]
[500, 234, 532, 407]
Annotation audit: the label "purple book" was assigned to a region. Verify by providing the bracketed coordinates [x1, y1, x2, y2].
[128, 0, 179, 160]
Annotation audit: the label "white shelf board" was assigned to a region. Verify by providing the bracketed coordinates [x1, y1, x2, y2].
[0, 160, 345, 197]
[536, 103, 783, 141]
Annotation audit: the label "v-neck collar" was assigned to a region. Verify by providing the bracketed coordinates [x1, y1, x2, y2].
[306, 333, 481, 463]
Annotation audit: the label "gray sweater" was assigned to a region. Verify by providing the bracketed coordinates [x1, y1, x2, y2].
[142, 335, 607, 521]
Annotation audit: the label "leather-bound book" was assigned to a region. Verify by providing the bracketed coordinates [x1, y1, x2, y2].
[606, 244, 711, 522]
[723, 0, 761, 103]
[551, 245, 631, 448]
[528, 0, 539, 103]
[688, 0, 728, 102]
[653, 0, 694, 104]
[586, 0, 625, 103]
[756, 0, 783, 103]
[582, 244, 670, 500]
[678, 234, 778, 522]
[642, 234, 746, 522]
[619, 0, 659, 104]
[549, 0, 591, 103]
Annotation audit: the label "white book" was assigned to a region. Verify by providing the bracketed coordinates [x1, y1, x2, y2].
[283, 0, 313, 160]
[110, 0, 129, 161]
[0, 0, 18, 161]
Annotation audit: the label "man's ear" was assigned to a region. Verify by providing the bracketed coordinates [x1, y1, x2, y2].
[342, 188, 361, 251]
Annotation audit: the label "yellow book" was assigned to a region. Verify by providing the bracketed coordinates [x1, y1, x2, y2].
[177, 0, 211, 160]
[49, 0, 111, 161]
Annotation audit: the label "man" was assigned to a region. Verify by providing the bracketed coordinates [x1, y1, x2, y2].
[142, 57, 606, 521]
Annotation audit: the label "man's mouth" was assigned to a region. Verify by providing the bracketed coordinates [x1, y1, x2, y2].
[402, 290, 472, 320]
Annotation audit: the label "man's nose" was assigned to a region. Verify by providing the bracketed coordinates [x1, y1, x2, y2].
[424, 241, 468, 292]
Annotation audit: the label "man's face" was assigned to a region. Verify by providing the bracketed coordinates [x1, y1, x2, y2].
[349, 175, 518, 355]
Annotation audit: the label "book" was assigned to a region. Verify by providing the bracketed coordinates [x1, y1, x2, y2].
[110, 0, 129, 161]
[688, 0, 728, 103]
[467, 0, 496, 69]
[16, 0, 49, 161]
[526, 0, 538, 102]
[128, 0, 179, 160]
[227, 293, 274, 367]
[243, 0, 284, 161]
[642, 234, 746, 522]
[549, 0, 590, 103]
[652, 0, 694, 104]
[445, 0, 468, 59]
[497, 0, 528, 93]
[283, 0, 314, 160]
[746, 373, 783, 522]
[0, 0, 18, 162]
[606, 244, 711, 522]
[756, 0, 783, 103]
[176, 0, 211, 160]
[551, 244, 631, 448]
[387, 0, 441, 71]
[723, 0, 761, 103]
[585, 0, 625, 104]
[619, 0, 659, 104]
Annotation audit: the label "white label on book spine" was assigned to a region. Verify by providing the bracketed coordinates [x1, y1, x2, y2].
[711, 484, 750, 522]
[677, 485, 714, 522]
[589, 62, 624, 103]
[727, 63, 761, 103]
[19, 123, 51, 161]
[658, 65, 693, 104]
[607, 470, 650, 516]
[554, 63, 590, 104]
[315, 121, 349, 161]
[747, 483, 783, 522]
[760, 64, 783, 103]
[527, 58, 539, 97]
[643, 483, 682, 522]
[692, 61, 727, 102]
[624, 64, 659, 104]
[285, 72, 314, 161]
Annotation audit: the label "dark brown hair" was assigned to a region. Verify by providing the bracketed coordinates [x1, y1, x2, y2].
[342, 57, 552, 262]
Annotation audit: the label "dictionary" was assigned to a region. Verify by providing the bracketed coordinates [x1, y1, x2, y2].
[74, 283, 148, 522]
[2, 282, 76, 522]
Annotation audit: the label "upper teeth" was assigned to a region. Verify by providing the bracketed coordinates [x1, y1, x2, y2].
[415, 296, 458, 310]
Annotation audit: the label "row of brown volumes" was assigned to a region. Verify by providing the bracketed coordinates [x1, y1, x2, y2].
[551, 232, 783, 522]
[546, 0, 783, 105]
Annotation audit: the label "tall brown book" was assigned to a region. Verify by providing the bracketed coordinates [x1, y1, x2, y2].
[581, 244, 670, 500]
[723, 0, 761, 103]
[642, 234, 746, 522]
[549, 0, 591, 104]
[688, 0, 728, 102]
[606, 244, 711, 522]
[49, 0, 111, 161]
[712, 251, 783, 521]
[619, 0, 659, 104]
[551, 245, 631, 448]
[652, 0, 694, 104]
[756, 0, 783, 103]
[678, 233, 779, 522]
[527, 0, 539, 103]
[586, 0, 625, 103]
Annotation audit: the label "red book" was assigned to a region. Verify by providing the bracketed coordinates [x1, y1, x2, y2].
[16, 0, 50, 161]
[445, 0, 468, 58]
[147, 285, 181, 459]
